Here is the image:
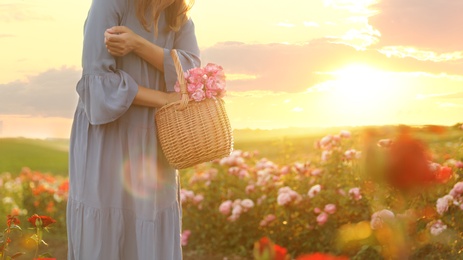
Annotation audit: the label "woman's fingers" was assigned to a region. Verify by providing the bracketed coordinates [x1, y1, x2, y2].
[107, 26, 129, 34]
[104, 26, 137, 57]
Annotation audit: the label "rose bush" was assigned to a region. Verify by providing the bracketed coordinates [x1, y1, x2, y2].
[1, 125, 463, 259]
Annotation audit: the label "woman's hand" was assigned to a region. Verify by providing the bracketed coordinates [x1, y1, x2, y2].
[104, 26, 141, 57]
[165, 92, 182, 106]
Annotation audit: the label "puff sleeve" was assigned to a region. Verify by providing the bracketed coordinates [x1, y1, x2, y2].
[163, 19, 201, 92]
[76, 0, 138, 125]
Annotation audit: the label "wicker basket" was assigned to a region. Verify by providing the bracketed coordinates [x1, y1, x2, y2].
[155, 50, 233, 169]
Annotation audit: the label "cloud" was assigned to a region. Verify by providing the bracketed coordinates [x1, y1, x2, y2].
[0, 3, 53, 22]
[0, 67, 80, 117]
[2, 41, 462, 120]
[379, 46, 463, 62]
[369, 0, 463, 52]
[201, 40, 463, 92]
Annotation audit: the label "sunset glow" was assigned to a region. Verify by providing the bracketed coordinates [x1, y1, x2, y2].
[1, 0, 462, 138]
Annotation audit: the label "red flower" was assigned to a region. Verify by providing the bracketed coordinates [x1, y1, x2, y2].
[256, 237, 271, 254]
[7, 214, 20, 228]
[296, 252, 349, 260]
[28, 215, 56, 228]
[254, 237, 289, 260]
[435, 166, 452, 183]
[385, 129, 433, 190]
[274, 244, 288, 260]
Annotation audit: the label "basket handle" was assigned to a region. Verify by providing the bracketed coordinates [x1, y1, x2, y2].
[171, 49, 189, 111]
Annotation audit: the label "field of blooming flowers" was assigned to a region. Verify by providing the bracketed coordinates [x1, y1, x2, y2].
[1, 124, 463, 259]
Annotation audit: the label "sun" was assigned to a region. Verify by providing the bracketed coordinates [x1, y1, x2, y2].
[327, 63, 403, 117]
[332, 64, 384, 97]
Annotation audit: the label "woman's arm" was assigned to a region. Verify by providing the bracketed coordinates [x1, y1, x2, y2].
[104, 20, 200, 94]
[104, 26, 181, 107]
[133, 86, 180, 107]
[104, 26, 165, 72]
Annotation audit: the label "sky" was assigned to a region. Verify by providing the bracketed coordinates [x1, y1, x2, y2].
[0, 0, 462, 138]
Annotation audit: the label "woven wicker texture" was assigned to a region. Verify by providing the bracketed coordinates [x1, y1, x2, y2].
[155, 50, 233, 169]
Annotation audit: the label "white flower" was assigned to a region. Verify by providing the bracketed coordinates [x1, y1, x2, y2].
[428, 220, 447, 236]
[241, 199, 254, 209]
[308, 184, 321, 198]
[370, 209, 395, 230]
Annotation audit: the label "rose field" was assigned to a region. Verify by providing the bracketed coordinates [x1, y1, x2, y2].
[1, 125, 463, 259]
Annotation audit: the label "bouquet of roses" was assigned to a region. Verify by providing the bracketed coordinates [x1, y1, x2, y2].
[174, 63, 226, 102]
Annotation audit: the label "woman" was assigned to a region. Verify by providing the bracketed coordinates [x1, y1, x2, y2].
[67, 0, 200, 258]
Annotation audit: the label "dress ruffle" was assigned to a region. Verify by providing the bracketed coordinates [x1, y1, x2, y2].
[67, 198, 182, 260]
[76, 71, 138, 125]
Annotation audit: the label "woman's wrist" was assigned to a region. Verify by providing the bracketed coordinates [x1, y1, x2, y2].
[133, 35, 147, 56]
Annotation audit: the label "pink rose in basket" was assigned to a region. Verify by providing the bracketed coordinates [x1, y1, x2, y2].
[174, 63, 226, 101]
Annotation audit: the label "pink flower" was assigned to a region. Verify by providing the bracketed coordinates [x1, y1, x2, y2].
[450, 182, 463, 198]
[245, 184, 255, 194]
[308, 184, 321, 198]
[337, 188, 346, 196]
[238, 169, 249, 178]
[186, 81, 204, 93]
[219, 200, 232, 215]
[227, 214, 239, 222]
[181, 230, 191, 246]
[175, 63, 226, 101]
[436, 195, 453, 215]
[277, 186, 301, 205]
[455, 161, 463, 168]
[348, 187, 362, 201]
[321, 151, 332, 162]
[191, 88, 206, 101]
[277, 192, 292, 206]
[311, 168, 322, 176]
[280, 165, 291, 175]
[294, 162, 308, 174]
[265, 214, 276, 222]
[186, 67, 205, 81]
[314, 207, 321, 214]
[316, 212, 328, 226]
[340, 130, 351, 138]
[324, 204, 336, 214]
[232, 204, 243, 216]
[180, 189, 195, 204]
[344, 149, 361, 160]
[260, 214, 277, 227]
[193, 194, 204, 204]
[319, 135, 332, 147]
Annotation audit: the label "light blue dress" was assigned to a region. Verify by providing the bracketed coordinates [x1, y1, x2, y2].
[66, 0, 200, 258]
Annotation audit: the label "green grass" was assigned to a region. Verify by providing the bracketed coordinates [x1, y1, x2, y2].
[0, 129, 327, 176]
[1, 125, 461, 176]
[0, 138, 69, 176]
